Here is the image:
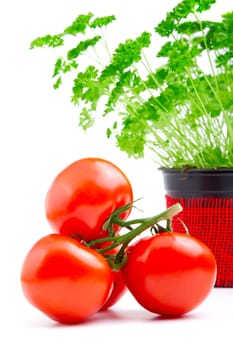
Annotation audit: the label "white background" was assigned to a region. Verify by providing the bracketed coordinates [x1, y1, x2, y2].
[1, 1, 233, 349]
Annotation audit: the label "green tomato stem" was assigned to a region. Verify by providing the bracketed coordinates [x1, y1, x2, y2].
[88, 202, 182, 267]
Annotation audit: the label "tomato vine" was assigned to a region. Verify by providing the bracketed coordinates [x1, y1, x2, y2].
[87, 202, 182, 269]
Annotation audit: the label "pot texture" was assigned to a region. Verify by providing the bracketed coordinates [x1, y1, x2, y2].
[161, 168, 233, 287]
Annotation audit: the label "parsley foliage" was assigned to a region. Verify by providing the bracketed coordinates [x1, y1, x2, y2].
[30, 0, 233, 168]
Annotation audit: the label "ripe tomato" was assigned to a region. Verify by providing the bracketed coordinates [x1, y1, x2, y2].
[100, 269, 126, 310]
[122, 232, 217, 316]
[20, 234, 113, 324]
[97, 239, 127, 311]
[45, 158, 133, 241]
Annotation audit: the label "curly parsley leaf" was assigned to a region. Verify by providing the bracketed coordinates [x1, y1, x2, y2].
[155, 0, 217, 37]
[64, 13, 93, 35]
[100, 31, 151, 80]
[90, 15, 116, 28]
[67, 36, 101, 60]
[30, 34, 64, 48]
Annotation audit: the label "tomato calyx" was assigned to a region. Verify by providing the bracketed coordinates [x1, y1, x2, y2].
[87, 202, 183, 270]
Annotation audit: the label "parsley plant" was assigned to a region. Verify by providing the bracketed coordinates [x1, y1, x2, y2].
[30, 0, 233, 168]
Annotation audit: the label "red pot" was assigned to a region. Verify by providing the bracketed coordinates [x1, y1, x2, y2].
[161, 168, 233, 288]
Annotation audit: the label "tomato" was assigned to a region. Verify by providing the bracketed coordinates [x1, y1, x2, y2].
[122, 232, 217, 316]
[45, 158, 133, 241]
[20, 234, 113, 324]
[100, 269, 126, 310]
[93, 236, 127, 311]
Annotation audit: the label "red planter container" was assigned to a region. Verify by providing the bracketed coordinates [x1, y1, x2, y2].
[161, 168, 233, 287]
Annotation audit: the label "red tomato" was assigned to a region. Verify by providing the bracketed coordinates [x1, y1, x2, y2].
[122, 232, 217, 316]
[100, 269, 126, 310]
[93, 236, 127, 310]
[20, 234, 113, 324]
[45, 158, 133, 241]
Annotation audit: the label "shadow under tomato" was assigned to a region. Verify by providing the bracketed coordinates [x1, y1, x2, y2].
[149, 312, 200, 322]
[96, 307, 202, 324]
[70, 309, 150, 326]
[20, 307, 201, 329]
[48, 308, 154, 327]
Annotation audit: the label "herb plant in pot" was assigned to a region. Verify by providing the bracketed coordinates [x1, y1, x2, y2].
[30, 0, 233, 287]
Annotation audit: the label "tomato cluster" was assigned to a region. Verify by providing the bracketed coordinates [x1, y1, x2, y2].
[20, 158, 217, 324]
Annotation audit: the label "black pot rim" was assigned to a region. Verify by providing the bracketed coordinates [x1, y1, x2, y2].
[160, 167, 233, 198]
[159, 167, 233, 174]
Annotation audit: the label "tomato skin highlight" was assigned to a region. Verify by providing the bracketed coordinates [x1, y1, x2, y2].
[45, 158, 133, 241]
[122, 232, 217, 316]
[21, 234, 113, 324]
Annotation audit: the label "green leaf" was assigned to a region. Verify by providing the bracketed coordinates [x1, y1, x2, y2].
[203, 12, 233, 53]
[67, 36, 101, 60]
[64, 13, 93, 35]
[106, 70, 137, 108]
[155, 14, 177, 37]
[106, 121, 118, 139]
[159, 39, 199, 75]
[52, 57, 78, 77]
[138, 98, 160, 121]
[100, 32, 151, 78]
[90, 15, 116, 28]
[155, 92, 173, 113]
[79, 107, 95, 130]
[71, 65, 99, 103]
[216, 52, 233, 67]
[106, 128, 112, 138]
[157, 41, 173, 58]
[116, 116, 146, 158]
[176, 21, 202, 35]
[30, 34, 64, 48]
[195, 0, 217, 12]
[53, 77, 62, 89]
[155, 0, 216, 37]
[53, 57, 63, 77]
[152, 67, 169, 85]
